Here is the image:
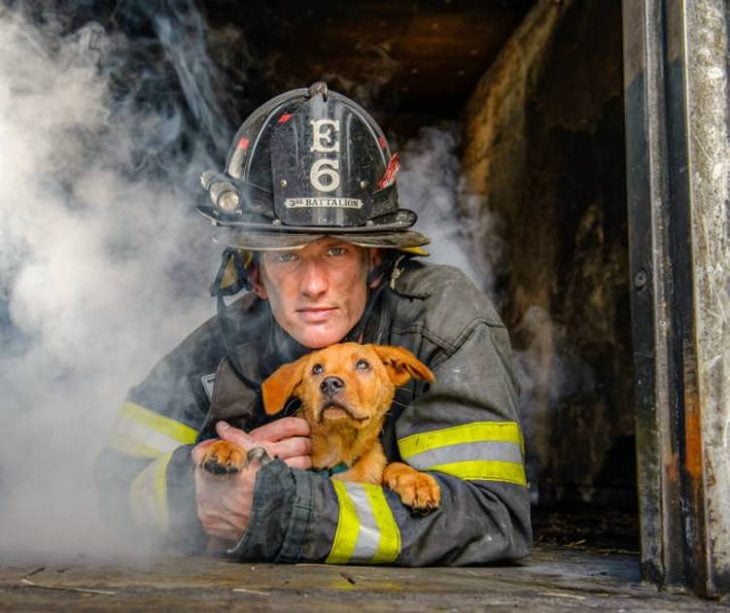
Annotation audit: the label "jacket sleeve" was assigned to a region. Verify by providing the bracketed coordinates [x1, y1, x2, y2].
[230, 319, 532, 566]
[93, 318, 222, 552]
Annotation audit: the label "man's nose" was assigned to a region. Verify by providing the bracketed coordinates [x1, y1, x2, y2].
[300, 260, 328, 297]
[320, 376, 345, 397]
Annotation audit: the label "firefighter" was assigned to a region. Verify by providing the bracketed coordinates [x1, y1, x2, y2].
[95, 82, 531, 564]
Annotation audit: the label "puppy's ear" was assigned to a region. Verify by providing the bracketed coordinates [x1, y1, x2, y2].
[371, 345, 435, 387]
[261, 356, 308, 415]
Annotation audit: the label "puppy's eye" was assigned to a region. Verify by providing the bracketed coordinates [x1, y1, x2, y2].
[356, 359, 370, 371]
[312, 364, 324, 375]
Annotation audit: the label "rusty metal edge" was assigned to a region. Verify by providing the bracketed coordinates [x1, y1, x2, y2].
[622, 0, 727, 597]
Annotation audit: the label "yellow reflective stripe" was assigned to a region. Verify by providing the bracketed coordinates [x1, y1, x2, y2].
[326, 481, 401, 565]
[430, 460, 527, 486]
[108, 401, 197, 458]
[365, 485, 400, 564]
[398, 421, 524, 459]
[121, 401, 198, 444]
[129, 451, 173, 531]
[326, 480, 360, 564]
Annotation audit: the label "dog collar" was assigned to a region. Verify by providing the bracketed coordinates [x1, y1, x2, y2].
[313, 462, 349, 477]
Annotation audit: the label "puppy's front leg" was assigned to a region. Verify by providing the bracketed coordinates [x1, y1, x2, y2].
[383, 462, 441, 512]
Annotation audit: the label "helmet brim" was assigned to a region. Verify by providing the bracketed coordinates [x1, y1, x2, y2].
[209, 226, 430, 253]
[197, 205, 430, 252]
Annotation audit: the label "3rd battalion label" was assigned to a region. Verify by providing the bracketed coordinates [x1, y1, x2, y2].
[284, 197, 363, 209]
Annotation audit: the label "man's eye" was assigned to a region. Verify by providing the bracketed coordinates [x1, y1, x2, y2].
[275, 252, 298, 263]
[356, 359, 370, 371]
[327, 246, 346, 256]
[312, 364, 324, 375]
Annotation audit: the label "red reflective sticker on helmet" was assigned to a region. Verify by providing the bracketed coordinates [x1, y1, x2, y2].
[278, 113, 293, 124]
[378, 153, 400, 189]
[237, 137, 250, 150]
[378, 135, 388, 149]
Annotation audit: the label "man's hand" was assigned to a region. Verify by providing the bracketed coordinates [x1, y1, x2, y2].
[242, 417, 312, 470]
[191, 418, 311, 543]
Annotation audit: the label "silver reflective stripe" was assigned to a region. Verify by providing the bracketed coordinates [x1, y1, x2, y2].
[326, 480, 401, 564]
[112, 415, 185, 456]
[407, 441, 523, 470]
[108, 402, 197, 459]
[397, 422, 527, 486]
[346, 483, 380, 561]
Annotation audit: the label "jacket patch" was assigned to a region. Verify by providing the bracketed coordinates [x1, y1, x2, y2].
[200, 372, 216, 402]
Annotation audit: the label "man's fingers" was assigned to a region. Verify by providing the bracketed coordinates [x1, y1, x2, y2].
[199, 516, 239, 541]
[215, 421, 257, 448]
[249, 416, 310, 443]
[284, 455, 313, 470]
[266, 436, 311, 460]
[208, 420, 312, 466]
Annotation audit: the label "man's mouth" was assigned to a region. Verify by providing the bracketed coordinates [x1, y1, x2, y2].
[298, 307, 337, 323]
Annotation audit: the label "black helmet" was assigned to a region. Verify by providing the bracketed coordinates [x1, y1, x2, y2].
[197, 82, 429, 252]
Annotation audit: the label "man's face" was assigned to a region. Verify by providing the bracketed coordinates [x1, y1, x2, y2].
[253, 238, 380, 349]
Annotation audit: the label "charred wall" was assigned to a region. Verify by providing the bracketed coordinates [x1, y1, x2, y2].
[463, 0, 632, 509]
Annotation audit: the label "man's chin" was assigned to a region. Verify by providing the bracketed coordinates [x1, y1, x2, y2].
[292, 325, 348, 350]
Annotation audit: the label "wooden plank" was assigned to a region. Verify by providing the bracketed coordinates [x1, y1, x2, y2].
[0, 546, 727, 610]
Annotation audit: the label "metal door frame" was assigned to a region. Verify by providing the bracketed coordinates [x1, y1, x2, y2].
[623, 0, 729, 597]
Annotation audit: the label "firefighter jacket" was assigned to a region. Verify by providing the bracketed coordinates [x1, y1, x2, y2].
[94, 260, 532, 565]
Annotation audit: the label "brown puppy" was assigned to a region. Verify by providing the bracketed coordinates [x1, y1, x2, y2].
[200, 342, 441, 512]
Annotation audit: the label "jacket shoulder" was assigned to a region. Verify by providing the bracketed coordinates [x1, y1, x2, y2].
[129, 293, 262, 405]
[390, 261, 505, 348]
[176, 293, 261, 353]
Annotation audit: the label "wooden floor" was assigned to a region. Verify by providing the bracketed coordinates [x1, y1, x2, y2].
[1, 544, 727, 611]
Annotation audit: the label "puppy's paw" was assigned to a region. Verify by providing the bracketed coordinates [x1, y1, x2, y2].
[383, 462, 441, 513]
[199, 440, 247, 475]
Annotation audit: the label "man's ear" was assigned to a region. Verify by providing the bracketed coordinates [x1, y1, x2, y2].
[249, 263, 268, 300]
[368, 249, 384, 289]
[371, 345, 435, 387]
[260, 356, 308, 414]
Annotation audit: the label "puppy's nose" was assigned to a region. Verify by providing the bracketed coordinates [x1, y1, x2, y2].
[320, 376, 345, 397]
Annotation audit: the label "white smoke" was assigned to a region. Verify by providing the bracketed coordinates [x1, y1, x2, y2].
[398, 125, 505, 297]
[398, 126, 595, 503]
[0, 6, 222, 561]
